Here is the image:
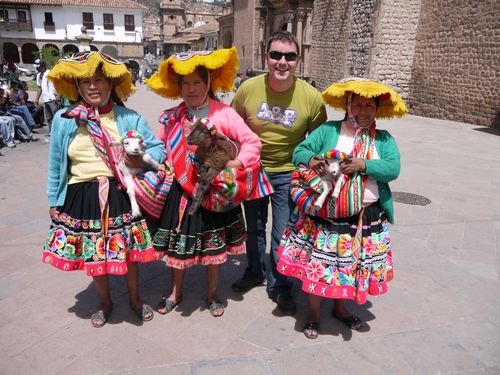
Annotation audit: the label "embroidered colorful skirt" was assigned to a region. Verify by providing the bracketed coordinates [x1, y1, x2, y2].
[42, 181, 156, 276]
[277, 203, 393, 304]
[153, 180, 246, 269]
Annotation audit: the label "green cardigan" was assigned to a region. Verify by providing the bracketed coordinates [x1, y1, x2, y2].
[292, 120, 400, 223]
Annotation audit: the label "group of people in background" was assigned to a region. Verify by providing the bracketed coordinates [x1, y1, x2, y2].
[0, 58, 58, 152]
[41, 31, 407, 339]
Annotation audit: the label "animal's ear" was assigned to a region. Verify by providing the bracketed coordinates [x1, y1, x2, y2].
[215, 133, 227, 140]
[110, 140, 122, 147]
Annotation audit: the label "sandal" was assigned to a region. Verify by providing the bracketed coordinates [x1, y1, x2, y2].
[208, 300, 224, 317]
[303, 322, 320, 339]
[91, 310, 110, 328]
[133, 304, 154, 322]
[332, 311, 364, 331]
[157, 297, 181, 315]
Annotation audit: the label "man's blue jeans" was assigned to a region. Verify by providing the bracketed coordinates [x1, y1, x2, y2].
[243, 171, 293, 299]
[10, 105, 35, 129]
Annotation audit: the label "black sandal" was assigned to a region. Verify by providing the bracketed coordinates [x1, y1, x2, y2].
[332, 311, 364, 331]
[303, 322, 320, 339]
[91, 310, 110, 328]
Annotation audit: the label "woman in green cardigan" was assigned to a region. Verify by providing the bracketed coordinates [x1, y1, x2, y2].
[277, 78, 408, 339]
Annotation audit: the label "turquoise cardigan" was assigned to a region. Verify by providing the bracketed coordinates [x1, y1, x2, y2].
[292, 120, 400, 223]
[47, 104, 166, 207]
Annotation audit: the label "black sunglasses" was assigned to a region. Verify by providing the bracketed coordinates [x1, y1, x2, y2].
[268, 51, 298, 62]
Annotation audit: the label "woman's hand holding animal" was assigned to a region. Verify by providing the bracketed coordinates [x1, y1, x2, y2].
[309, 156, 328, 176]
[225, 159, 243, 169]
[124, 154, 147, 169]
[340, 157, 366, 175]
[49, 207, 57, 218]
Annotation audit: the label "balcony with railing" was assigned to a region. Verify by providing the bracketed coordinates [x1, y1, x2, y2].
[44, 21, 55, 32]
[0, 18, 32, 31]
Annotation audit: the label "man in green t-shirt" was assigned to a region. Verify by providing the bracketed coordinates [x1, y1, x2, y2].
[231, 31, 327, 315]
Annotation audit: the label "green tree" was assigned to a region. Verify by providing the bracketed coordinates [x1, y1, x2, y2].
[35, 46, 61, 68]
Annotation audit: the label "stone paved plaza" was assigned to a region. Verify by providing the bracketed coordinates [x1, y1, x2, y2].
[0, 84, 499, 374]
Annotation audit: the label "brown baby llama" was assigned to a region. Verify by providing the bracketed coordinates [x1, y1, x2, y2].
[186, 118, 238, 215]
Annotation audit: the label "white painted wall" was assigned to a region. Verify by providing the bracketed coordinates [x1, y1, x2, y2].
[1, 5, 143, 43]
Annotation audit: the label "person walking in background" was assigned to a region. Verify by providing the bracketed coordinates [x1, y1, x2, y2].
[34, 59, 59, 143]
[42, 52, 166, 328]
[231, 31, 327, 315]
[279, 77, 407, 338]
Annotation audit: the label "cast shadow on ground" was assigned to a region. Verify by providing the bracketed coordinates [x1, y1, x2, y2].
[137, 256, 248, 318]
[67, 260, 168, 327]
[271, 279, 376, 341]
[473, 126, 500, 136]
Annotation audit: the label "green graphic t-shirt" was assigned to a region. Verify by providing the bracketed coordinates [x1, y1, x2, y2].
[232, 74, 327, 172]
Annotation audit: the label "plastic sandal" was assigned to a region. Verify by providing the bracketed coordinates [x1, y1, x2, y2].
[303, 322, 320, 339]
[91, 310, 110, 328]
[157, 297, 181, 315]
[208, 300, 224, 317]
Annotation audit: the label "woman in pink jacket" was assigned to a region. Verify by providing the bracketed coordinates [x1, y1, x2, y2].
[147, 48, 270, 317]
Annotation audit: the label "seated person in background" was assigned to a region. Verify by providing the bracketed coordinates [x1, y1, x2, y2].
[0, 113, 16, 148]
[22, 81, 45, 127]
[0, 88, 37, 142]
[7, 80, 37, 130]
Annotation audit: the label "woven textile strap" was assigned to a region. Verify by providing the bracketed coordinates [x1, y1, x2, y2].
[97, 176, 110, 238]
[159, 104, 274, 212]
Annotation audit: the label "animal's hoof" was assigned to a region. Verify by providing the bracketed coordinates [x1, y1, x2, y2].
[132, 210, 142, 218]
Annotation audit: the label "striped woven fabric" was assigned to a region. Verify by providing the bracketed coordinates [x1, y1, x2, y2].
[290, 126, 376, 219]
[64, 104, 172, 220]
[160, 104, 274, 212]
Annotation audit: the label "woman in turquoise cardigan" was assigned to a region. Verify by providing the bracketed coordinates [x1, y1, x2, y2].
[277, 78, 407, 339]
[42, 52, 166, 328]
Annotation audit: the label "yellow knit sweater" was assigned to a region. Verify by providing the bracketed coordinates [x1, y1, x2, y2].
[68, 111, 119, 184]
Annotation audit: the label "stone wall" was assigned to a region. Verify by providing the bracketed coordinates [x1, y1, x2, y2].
[310, 0, 499, 126]
[232, 0, 257, 73]
[310, 0, 350, 90]
[346, 0, 378, 78]
[367, 0, 421, 101]
[408, 0, 499, 126]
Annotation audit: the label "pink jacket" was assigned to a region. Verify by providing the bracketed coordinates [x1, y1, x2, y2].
[159, 98, 262, 168]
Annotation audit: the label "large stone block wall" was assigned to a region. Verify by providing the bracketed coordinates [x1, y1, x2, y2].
[310, 0, 350, 90]
[346, 0, 378, 78]
[309, 0, 498, 126]
[233, 0, 258, 72]
[408, 0, 499, 126]
[367, 0, 421, 101]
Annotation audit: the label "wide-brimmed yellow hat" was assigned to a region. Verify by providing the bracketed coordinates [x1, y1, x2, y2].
[146, 47, 238, 99]
[47, 51, 135, 101]
[322, 77, 408, 119]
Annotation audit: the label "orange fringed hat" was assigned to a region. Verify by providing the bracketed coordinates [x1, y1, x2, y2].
[47, 51, 135, 101]
[146, 47, 239, 99]
[322, 77, 408, 119]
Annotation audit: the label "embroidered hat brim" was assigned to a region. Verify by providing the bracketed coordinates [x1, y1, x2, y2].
[146, 47, 239, 99]
[322, 77, 408, 119]
[47, 51, 135, 101]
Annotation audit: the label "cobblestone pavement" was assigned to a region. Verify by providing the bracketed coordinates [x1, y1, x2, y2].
[1, 84, 499, 374]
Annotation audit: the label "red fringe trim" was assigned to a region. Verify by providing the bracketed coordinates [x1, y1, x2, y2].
[277, 258, 394, 305]
[155, 247, 245, 269]
[42, 247, 156, 277]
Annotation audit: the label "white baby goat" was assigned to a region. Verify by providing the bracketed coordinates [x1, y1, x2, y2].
[111, 130, 161, 217]
[314, 153, 347, 209]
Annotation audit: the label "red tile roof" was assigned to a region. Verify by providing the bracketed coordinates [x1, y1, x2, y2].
[1, 0, 147, 9]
